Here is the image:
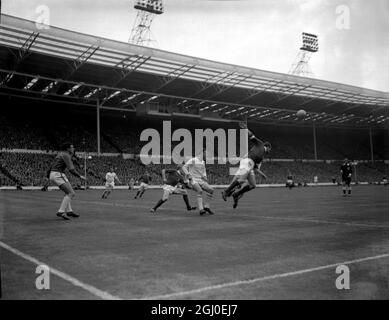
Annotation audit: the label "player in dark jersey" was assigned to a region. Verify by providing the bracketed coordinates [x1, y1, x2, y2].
[340, 158, 353, 196]
[222, 122, 271, 209]
[150, 167, 196, 213]
[286, 174, 294, 189]
[49, 143, 86, 220]
[134, 173, 151, 199]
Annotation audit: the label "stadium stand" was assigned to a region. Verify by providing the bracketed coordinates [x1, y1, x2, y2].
[1, 103, 388, 187]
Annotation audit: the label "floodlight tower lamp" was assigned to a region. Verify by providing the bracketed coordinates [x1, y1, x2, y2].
[129, 0, 164, 47]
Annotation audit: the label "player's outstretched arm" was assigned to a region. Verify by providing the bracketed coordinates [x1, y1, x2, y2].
[69, 168, 86, 180]
[65, 155, 85, 180]
[239, 121, 262, 141]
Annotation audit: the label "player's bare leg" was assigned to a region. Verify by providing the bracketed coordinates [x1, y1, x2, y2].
[101, 189, 110, 199]
[182, 193, 196, 211]
[139, 188, 146, 198]
[342, 181, 351, 196]
[191, 183, 206, 215]
[135, 187, 144, 199]
[151, 188, 195, 213]
[103, 187, 112, 199]
[201, 182, 215, 215]
[57, 182, 76, 220]
[222, 175, 242, 201]
[232, 171, 256, 209]
[150, 189, 170, 213]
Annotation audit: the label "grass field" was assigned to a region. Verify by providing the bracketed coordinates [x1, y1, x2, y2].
[1, 185, 389, 300]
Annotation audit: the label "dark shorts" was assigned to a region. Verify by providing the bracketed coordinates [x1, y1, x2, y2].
[342, 177, 351, 185]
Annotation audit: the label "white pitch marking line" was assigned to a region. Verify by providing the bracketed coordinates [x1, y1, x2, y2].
[144, 252, 389, 300]
[0, 241, 122, 300]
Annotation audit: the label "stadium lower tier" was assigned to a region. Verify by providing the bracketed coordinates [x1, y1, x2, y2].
[0, 152, 387, 187]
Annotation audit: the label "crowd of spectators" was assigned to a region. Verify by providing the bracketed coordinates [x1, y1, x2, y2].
[1, 113, 388, 160]
[1, 111, 388, 187]
[1, 151, 388, 187]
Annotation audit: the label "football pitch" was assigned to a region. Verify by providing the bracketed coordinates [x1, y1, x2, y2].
[1, 185, 389, 300]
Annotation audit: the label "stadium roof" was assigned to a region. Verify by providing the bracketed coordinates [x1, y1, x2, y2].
[0, 14, 388, 129]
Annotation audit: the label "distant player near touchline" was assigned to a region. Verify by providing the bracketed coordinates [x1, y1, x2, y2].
[340, 158, 353, 196]
[101, 167, 122, 199]
[286, 173, 294, 189]
[134, 172, 152, 199]
[222, 122, 271, 209]
[150, 165, 197, 213]
[182, 149, 215, 216]
[49, 143, 86, 220]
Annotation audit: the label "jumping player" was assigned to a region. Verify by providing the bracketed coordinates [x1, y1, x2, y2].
[182, 149, 215, 216]
[222, 122, 271, 209]
[134, 172, 151, 199]
[150, 167, 196, 213]
[101, 167, 122, 199]
[49, 143, 86, 220]
[340, 158, 353, 196]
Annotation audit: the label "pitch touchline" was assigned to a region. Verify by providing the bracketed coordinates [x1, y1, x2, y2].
[0, 241, 122, 300]
[143, 252, 389, 300]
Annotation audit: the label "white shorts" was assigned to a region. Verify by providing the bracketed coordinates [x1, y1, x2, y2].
[237, 158, 255, 176]
[140, 182, 149, 189]
[163, 184, 187, 195]
[49, 171, 69, 186]
[190, 178, 207, 188]
[105, 182, 114, 189]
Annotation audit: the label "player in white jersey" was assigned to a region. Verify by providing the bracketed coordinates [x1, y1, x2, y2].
[182, 149, 215, 215]
[101, 167, 122, 199]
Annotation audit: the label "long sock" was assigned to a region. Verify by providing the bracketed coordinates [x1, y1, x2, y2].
[105, 191, 111, 199]
[348, 188, 351, 195]
[343, 188, 346, 195]
[135, 191, 141, 198]
[182, 194, 191, 209]
[59, 195, 71, 213]
[66, 200, 73, 213]
[153, 199, 166, 211]
[233, 185, 252, 198]
[197, 195, 204, 211]
[225, 180, 241, 196]
[102, 191, 106, 198]
[204, 192, 213, 209]
[139, 190, 145, 198]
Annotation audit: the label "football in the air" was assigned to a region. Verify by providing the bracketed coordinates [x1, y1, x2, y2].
[296, 109, 307, 118]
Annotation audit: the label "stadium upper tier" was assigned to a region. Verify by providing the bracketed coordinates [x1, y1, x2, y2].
[0, 14, 388, 128]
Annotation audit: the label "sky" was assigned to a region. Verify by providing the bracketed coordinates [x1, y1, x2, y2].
[2, 0, 389, 91]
